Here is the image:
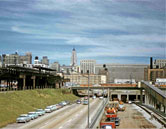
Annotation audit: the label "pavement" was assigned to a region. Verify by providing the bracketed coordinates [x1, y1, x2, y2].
[117, 103, 163, 129]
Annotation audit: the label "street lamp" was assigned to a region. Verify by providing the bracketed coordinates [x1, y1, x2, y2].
[87, 70, 90, 129]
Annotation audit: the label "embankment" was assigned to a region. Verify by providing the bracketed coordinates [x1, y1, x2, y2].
[0, 89, 78, 127]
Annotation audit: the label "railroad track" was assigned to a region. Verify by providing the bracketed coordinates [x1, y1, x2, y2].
[135, 103, 166, 127]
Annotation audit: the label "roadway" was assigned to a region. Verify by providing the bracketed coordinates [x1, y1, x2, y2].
[4, 98, 104, 129]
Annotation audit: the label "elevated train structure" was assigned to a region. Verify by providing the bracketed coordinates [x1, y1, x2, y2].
[0, 66, 63, 90]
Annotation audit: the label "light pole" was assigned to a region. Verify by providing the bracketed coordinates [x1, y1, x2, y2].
[103, 64, 108, 103]
[87, 70, 90, 128]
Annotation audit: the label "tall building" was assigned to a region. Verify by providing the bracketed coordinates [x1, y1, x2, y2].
[19, 52, 32, 64]
[41, 56, 49, 66]
[71, 48, 77, 67]
[2, 52, 19, 66]
[50, 62, 60, 72]
[2, 52, 32, 66]
[80, 60, 96, 74]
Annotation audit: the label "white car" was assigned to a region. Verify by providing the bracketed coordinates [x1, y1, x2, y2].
[45, 106, 54, 113]
[128, 101, 132, 104]
[45, 107, 52, 113]
[99, 96, 104, 99]
[16, 114, 31, 123]
[92, 96, 96, 99]
[61, 101, 67, 106]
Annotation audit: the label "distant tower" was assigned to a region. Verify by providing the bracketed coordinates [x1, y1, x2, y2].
[71, 48, 77, 67]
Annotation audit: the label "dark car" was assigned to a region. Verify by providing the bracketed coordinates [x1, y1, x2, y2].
[76, 100, 81, 104]
[58, 102, 64, 107]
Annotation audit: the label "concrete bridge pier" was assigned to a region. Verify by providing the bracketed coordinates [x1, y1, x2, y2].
[140, 89, 143, 104]
[31, 76, 36, 89]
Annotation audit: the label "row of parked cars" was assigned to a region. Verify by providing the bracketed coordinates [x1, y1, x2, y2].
[16, 101, 70, 123]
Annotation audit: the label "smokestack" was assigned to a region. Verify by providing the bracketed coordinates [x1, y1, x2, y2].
[150, 57, 153, 69]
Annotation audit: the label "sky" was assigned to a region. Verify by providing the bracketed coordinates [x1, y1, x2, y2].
[0, 0, 165, 65]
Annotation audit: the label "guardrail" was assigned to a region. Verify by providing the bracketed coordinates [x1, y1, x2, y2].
[89, 98, 109, 128]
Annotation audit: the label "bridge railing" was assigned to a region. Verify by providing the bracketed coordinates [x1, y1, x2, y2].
[89, 97, 109, 128]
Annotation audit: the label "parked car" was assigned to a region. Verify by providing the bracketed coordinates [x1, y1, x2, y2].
[51, 105, 57, 111]
[76, 100, 81, 104]
[45, 105, 57, 113]
[64, 100, 70, 105]
[56, 104, 62, 109]
[28, 112, 38, 120]
[61, 101, 67, 106]
[45, 106, 53, 113]
[36, 109, 45, 116]
[58, 102, 64, 107]
[16, 114, 31, 123]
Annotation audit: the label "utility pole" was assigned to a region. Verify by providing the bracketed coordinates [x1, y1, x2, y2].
[87, 70, 90, 128]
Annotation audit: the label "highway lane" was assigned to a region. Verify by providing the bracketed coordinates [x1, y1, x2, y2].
[64, 98, 104, 129]
[3, 102, 80, 129]
[3, 98, 102, 129]
[37, 98, 102, 129]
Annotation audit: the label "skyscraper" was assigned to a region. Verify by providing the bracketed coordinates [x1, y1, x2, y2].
[41, 56, 49, 66]
[71, 48, 77, 67]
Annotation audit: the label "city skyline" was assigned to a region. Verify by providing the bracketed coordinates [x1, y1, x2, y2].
[0, 0, 165, 65]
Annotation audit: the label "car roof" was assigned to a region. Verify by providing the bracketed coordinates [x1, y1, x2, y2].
[29, 112, 36, 113]
[20, 114, 28, 116]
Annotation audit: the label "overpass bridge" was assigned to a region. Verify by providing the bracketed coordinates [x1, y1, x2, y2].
[71, 81, 166, 114]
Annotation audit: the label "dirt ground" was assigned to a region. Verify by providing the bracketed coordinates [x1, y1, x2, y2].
[117, 104, 156, 129]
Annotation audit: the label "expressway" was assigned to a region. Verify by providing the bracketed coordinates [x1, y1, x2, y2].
[4, 98, 104, 129]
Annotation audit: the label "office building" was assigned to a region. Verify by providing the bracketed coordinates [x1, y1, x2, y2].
[80, 60, 96, 74]
[50, 62, 60, 72]
[19, 52, 32, 64]
[64, 74, 106, 85]
[71, 48, 77, 67]
[41, 56, 49, 66]
[2, 52, 32, 66]
[153, 59, 166, 68]
[2, 52, 19, 66]
[95, 64, 148, 83]
[60, 65, 73, 74]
